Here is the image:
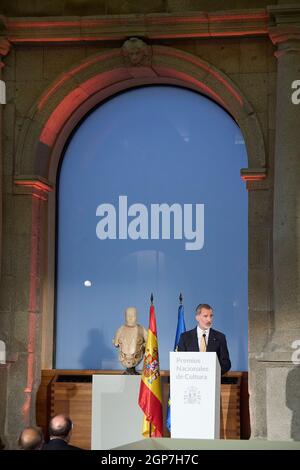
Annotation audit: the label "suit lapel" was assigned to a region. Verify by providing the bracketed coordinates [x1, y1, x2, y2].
[192, 327, 199, 351]
[206, 328, 217, 352]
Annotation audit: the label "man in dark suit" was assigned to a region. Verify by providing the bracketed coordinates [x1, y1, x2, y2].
[178, 303, 231, 375]
[42, 414, 83, 450]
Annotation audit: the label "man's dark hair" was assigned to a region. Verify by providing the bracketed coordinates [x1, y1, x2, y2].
[196, 303, 213, 313]
[18, 427, 44, 450]
[49, 416, 73, 438]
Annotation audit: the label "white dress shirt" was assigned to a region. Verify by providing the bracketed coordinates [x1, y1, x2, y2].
[197, 326, 210, 351]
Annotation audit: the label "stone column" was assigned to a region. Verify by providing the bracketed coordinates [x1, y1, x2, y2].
[266, 6, 300, 440]
[4, 179, 51, 448]
[270, 41, 300, 348]
[0, 36, 10, 281]
[0, 30, 11, 450]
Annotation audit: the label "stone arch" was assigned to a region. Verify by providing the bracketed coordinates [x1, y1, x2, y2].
[14, 42, 265, 369]
[15, 43, 266, 187]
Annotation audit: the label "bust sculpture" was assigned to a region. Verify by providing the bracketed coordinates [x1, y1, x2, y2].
[113, 307, 148, 374]
[121, 37, 151, 66]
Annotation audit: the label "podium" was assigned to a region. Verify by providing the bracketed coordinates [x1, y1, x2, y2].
[170, 352, 221, 439]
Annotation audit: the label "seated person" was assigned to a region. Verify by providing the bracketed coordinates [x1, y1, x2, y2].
[18, 426, 44, 450]
[42, 414, 83, 450]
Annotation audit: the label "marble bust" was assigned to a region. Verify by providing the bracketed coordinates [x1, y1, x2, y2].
[113, 307, 147, 374]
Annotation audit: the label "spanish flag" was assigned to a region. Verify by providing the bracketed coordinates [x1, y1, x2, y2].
[138, 298, 163, 437]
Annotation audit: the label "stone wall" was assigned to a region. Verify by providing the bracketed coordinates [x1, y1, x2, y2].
[0, 0, 275, 16]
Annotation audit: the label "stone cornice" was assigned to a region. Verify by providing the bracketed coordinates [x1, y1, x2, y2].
[14, 176, 53, 201]
[268, 5, 300, 26]
[240, 168, 268, 191]
[2, 10, 268, 43]
[240, 168, 267, 181]
[268, 5, 300, 45]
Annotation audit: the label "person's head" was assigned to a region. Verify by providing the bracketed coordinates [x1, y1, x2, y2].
[122, 37, 149, 65]
[125, 307, 137, 327]
[18, 426, 44, 450]
[195, 304, 214, 330]
[48, 414, 73, 442]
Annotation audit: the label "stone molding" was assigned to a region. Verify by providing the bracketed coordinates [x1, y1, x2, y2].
[268, 5, 300, 46]
[14, 176, 53, 201]
[2, 10, 269, 43]
[240, 168, 268, 191]
[14, 44, 266, 185]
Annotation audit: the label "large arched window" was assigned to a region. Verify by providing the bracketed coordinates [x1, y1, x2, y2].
[55, 85, 248, 370]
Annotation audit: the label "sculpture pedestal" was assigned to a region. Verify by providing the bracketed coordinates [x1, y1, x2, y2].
[92, 375, 144, 449]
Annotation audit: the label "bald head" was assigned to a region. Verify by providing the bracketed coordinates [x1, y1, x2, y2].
[18, 427, 43, 450]
[49, 414, 73, 441]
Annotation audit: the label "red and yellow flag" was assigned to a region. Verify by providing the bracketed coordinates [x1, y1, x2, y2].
[138, 302, 163, 437]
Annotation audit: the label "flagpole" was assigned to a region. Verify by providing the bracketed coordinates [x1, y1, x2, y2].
[166, 292, 186, 432]
[149, 292, 153, 438]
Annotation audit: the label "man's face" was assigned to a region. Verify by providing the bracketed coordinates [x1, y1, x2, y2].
[196, 307, 213, 330]
[125, 308, 137, 326]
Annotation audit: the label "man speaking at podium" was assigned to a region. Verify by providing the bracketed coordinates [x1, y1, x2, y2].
[178, 303, 231, 375]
